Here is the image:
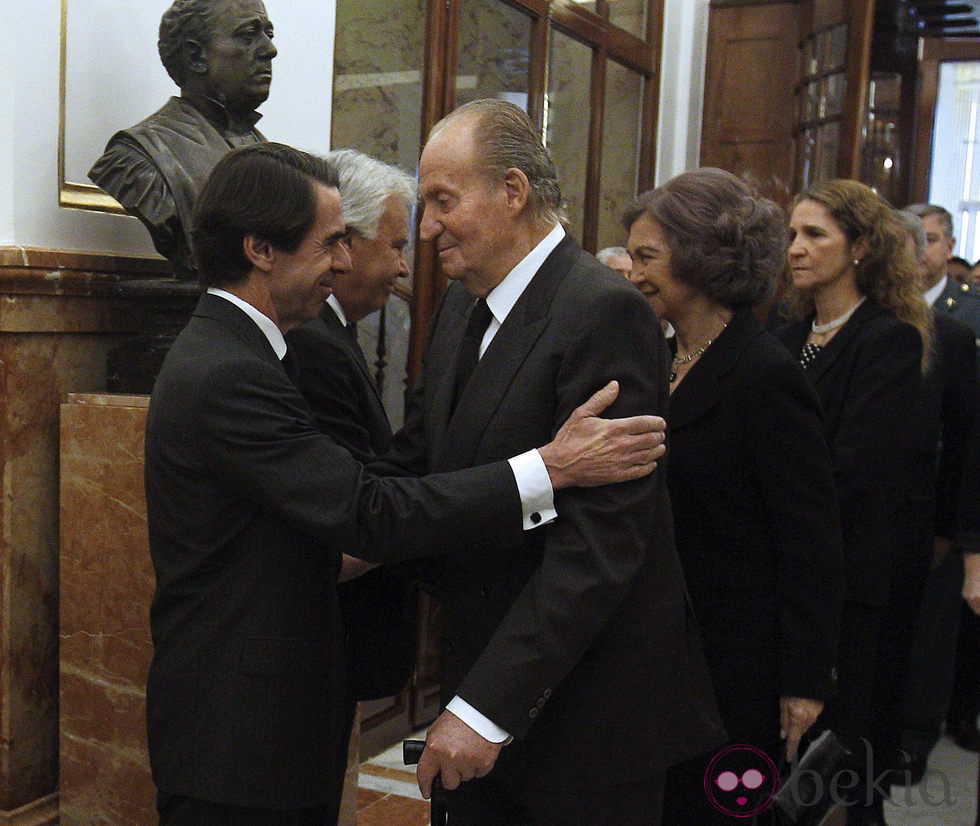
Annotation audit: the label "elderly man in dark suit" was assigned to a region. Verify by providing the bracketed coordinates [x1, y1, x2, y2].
[90, 0, 275, 278]
[285, 149, 417, 808]
[144, 141, 666, 825]
[377, 100, 723, 825]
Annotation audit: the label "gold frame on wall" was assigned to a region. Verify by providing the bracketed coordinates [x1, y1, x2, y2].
[58, 0, 127, 213]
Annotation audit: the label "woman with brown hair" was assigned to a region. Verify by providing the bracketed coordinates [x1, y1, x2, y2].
[776, 179, 932, 825]
[624, 168, 845, 824]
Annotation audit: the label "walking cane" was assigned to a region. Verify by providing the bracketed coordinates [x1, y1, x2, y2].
[403, 739, 448, 825]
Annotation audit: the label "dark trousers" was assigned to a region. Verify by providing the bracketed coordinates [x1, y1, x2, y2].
[445, 773, 665, 826]
[156, 794, 337, 825]
[901, 551, 965, 757]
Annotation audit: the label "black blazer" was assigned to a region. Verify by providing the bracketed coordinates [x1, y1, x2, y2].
[380, 235, 725, 794]
[666, 309, 844, 746]
[286, 307, 415, 702]
[144, 293, 525, 808]
[901, 313, 978, 549]
[776, 299, 923, 607]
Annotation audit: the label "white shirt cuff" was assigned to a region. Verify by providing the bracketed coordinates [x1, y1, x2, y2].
[446, 696, 512, 744]
[507, 449, 556, 530]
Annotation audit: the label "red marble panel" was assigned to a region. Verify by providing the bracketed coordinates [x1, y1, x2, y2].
[59, 394, 154, 826]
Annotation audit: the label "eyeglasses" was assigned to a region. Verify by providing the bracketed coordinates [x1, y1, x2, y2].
[714, 769, 766, 791]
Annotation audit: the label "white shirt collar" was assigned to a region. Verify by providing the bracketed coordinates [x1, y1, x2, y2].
[207, 287, 287, 359]
[484, 223, 565, 327]
[923, 274, 948, 308]
[325, 293, 348, 326]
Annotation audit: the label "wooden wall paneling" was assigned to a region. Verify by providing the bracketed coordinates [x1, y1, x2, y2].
[700, 2, 801, 205]
[837, 0, 874, 178]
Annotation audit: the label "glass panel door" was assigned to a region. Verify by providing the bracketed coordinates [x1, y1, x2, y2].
[547, 28, 593, 241]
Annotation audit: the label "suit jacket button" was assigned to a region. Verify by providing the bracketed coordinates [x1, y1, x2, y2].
[543, 688, 552, 699]
[530, 512, 541, 524]
[536, 698, 546, 708]
[529, 707, 538, 718]
[480, 586, 489, 598]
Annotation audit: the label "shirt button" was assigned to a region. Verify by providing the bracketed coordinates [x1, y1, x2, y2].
[530, 512, 541, 524]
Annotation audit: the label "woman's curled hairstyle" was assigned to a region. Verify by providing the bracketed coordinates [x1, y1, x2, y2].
[622, 167, 787, 310]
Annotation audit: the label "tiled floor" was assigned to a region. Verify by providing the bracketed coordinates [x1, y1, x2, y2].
[357, 731, 430, 825]
[885, 735, 978, 826]
[357, 731, 979, 825]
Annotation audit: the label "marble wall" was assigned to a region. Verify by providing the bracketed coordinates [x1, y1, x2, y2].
[0, 247, 162, 823]
[58, 394, 154, 826]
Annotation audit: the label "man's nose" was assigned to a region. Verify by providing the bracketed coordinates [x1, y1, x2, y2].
[397, 251, 410, 277]
[419, 206, 439, 241]
[260, 34, 277, 59]
[333, 242, 352, 273]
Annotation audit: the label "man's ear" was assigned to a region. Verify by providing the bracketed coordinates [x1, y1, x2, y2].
[501, 167, 530, 213]
[183, 40, 208, 76]
[243, 236, 275, 273]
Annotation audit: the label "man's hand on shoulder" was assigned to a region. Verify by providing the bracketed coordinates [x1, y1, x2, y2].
[539, 380, 666, 490]
[416, 710, 504, 798]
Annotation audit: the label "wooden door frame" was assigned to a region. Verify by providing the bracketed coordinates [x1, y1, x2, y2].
[910, 38, 980, 203]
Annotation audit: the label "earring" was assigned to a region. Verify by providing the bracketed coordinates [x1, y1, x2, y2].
[852, 259, 861, 267]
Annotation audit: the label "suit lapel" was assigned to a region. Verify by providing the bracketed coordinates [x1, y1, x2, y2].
[321, 308, 386, 411]
[667, 309, 757, 431]
[432, 236, 580, 470]
[801, 298, 880, 386]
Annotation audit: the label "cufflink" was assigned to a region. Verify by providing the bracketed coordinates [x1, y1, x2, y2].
[530, 512, 541, 524]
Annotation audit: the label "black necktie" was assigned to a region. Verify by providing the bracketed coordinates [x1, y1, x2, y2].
[346, 321, 358, 342]
[452, 298, 493, 412]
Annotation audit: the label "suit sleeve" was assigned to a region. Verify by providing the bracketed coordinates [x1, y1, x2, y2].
[831, 321, 922, 604]
[452, 287, 662, 738]
[744, 355, 844, 700]
[935, 324, 979, 539]
[190, 353, 523, 563]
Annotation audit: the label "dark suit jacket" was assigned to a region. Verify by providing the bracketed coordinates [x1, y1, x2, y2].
[776, 299, 922, 607]
[286, 307, 415, 701]
[144, 293, 526, 808]
[903, 313, 978, 549]
[666, 309, 844, 748]
[380, 235, 725, 795]
[935, 277, 980, 371]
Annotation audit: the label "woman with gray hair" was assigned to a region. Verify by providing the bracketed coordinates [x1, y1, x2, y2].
[624, 168, 844, 823]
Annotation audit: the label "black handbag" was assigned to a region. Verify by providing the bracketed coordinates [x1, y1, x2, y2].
[768, 729, 852, 826]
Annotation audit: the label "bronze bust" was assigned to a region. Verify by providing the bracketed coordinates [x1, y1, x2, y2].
[89, 0, 276, 280]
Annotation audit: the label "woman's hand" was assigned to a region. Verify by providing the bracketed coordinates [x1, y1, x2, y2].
[780, 696, 824, 761]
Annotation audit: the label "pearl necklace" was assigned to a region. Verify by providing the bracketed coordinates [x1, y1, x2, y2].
[670, 322, 729, 382]
[811, 297, 866, 334]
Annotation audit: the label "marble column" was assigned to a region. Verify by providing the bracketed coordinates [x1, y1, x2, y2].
[58, 394, 154, 825]
[0, 247, 164, 824]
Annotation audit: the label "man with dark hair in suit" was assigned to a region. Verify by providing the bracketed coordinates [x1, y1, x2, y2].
[144, 140, 667, 825]
[385, 100, 724, 825]
[894, 208, 980, 785]
[906, 204, 980, 365]
[90, 0, 276, 278]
